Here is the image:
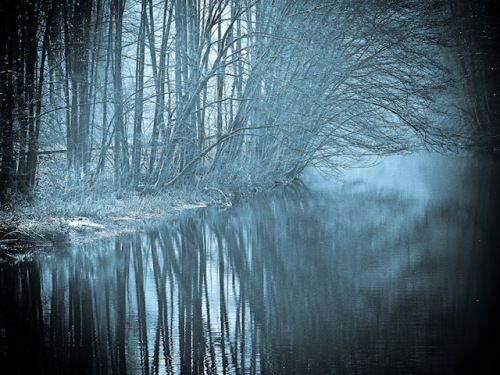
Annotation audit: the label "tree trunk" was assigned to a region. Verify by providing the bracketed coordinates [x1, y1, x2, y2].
[0, 0, 17, 200]
[132, 0, 147, 187]
[112, 0, 128, 188]
[28, 0, 56, 189]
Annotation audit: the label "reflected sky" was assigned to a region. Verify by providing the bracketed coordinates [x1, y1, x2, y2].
[1, 153, 499, 374]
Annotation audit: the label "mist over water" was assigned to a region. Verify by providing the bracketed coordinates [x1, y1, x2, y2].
[1, 153, 499, 374]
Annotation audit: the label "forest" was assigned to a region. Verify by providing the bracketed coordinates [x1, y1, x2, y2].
[0, 0, 499, 204]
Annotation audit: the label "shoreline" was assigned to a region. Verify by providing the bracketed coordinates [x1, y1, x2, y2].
[0, 189, 231, 261]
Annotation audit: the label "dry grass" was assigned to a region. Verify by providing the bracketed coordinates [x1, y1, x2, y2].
[1, 178, 218, 255]
[1, 153, 269, 253]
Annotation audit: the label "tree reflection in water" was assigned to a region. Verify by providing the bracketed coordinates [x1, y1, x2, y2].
[1, 157, 498, 374]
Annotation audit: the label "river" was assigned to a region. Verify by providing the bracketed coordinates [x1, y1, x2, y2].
[1, 153, 499, 374]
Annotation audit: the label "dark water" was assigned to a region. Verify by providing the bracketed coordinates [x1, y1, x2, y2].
[1, 154, 499, 374]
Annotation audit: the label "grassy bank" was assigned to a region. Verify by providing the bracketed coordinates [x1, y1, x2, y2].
[0, 152, 297, 261]
[0, 183, 233, 260]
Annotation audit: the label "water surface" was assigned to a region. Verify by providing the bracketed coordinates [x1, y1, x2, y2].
[1, 154, 499, 374]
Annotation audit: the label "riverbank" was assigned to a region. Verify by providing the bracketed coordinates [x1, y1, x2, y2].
[0, 186, 232, 261]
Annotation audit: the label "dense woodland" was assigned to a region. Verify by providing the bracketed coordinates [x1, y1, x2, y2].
[0, 0, 499, 202]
